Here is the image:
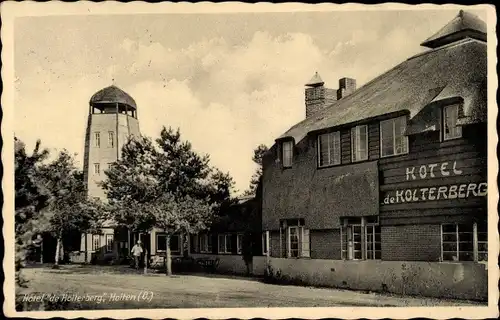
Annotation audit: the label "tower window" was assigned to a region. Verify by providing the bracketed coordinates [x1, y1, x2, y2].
[94, 132, 101, 148]
[108, 131, 114, 148]
[94, 163, 100, 175]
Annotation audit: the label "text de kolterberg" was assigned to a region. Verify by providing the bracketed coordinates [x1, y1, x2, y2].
[382, 160, 487, 205]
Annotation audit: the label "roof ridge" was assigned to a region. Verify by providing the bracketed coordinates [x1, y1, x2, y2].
[408, 36, 485, 62]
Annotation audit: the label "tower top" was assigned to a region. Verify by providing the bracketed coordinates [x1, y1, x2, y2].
[90, 85, 137, 110]
[306, 72, 325, 87]
[421, 10, 486, 49]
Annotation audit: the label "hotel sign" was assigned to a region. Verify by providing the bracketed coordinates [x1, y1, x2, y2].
[405, 161, 463, 181]
[382, 160, 487, 205]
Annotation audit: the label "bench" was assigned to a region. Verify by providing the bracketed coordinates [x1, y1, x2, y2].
[196, 257, 220, 272]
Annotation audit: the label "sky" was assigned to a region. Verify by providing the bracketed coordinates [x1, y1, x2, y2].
[13, 7, 487, 194]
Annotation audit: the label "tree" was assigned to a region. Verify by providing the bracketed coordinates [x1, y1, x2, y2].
[101, 126, 234, 275]
[243, 144, 268, 196]
[14, 137, 51, 288]
[37, 150, 107, 268]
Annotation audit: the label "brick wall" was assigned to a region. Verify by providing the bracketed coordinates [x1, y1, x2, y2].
[381, 224, 441, 261]
[310, 229, 341, 259]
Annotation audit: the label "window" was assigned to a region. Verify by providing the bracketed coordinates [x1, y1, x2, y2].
[351, 125, 368, 162]
[443, 105, 462, 140]
[108, 131, 115, 148]
[441, 223, 487, 262]
[262, 231, 269, 255]
[105, 234, 114, 252]
[237, 234, 243, 254]
[477, 223, 487, 262]
[365, 225, 381, 260]
[288, 227, 300, 257]
[282, 141, 293, 168]
[341, 217, 380, 260]
[287, 226, 310, 258]
[94, 163, 100, 175]
[92, 234, 100, 251]
[218, 234, 232, 254]
[318, 131, 341, 167]
[156, 233, 181, 253]
[380, 116, 408, 157]
[94, 132, 100, 148]
[199, 233, 212, 253]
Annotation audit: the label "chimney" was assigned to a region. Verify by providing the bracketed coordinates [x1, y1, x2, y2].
[305, 72, 337, 118]
[337, 77, 356, 100]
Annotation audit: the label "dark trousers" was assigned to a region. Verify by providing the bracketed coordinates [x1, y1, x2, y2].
[134, 256, 140, 269]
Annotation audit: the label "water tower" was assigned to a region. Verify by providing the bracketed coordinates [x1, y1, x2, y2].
[79, 85, 141, 263]
[83, 85, 141, 199]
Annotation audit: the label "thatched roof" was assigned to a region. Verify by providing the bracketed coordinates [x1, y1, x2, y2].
[421, 10, 487, 48]
[278, 11, 487, 143]
[90, 85, 137, 110]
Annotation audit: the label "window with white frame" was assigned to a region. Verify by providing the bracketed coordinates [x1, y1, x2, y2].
[365, 225, 381, 260]
[443, 105, 462, 140]
[441, 222, 487, 262]
[105, 234, 114, 252]
[199, 233, 212, 253]
[92, 234, 100, 251]
[380, 116, 408, 157]
[287, 226, 310, 258]
[218, 234, 232, 254]
[156, 233, 181, 254]
[341, 217, 380, 260]
[318, 131, 341, 167]
[94, 163, 100, 175]
[237, 234, 243, 254]
[94, 132, 100, 148]
[108, 131, 115, 148]
[282, 141, 293, 168]
[351, 125, 368, 162]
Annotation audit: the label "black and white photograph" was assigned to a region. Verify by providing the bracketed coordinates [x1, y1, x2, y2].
[2, 2, 498, 318]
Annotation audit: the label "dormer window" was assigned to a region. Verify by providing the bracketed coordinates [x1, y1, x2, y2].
[282, 141, 293, 168]
[443, 105, 462, 141]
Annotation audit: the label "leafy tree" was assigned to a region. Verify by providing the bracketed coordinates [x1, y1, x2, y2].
[14, 137, 51, 287]
[37, 150, 107, 268]
[101, 127, 234, 275]
[243, 144, 268, 196]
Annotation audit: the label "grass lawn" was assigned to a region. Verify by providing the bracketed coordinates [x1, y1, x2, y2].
[17, 264, 483, 310]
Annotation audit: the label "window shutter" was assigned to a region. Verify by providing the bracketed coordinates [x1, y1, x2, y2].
[301, 228, 310, 258]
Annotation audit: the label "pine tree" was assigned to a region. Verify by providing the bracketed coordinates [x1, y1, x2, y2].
[243, 144, 268, 196]
[14, 137, 51, 288]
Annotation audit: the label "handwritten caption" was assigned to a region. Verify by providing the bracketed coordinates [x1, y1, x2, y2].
[21, 291, 154, 304]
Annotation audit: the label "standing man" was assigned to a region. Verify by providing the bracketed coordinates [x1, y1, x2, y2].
[131, 240, 143, 270]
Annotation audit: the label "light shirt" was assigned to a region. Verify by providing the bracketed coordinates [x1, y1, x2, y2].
[131, 244, 143, 256]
